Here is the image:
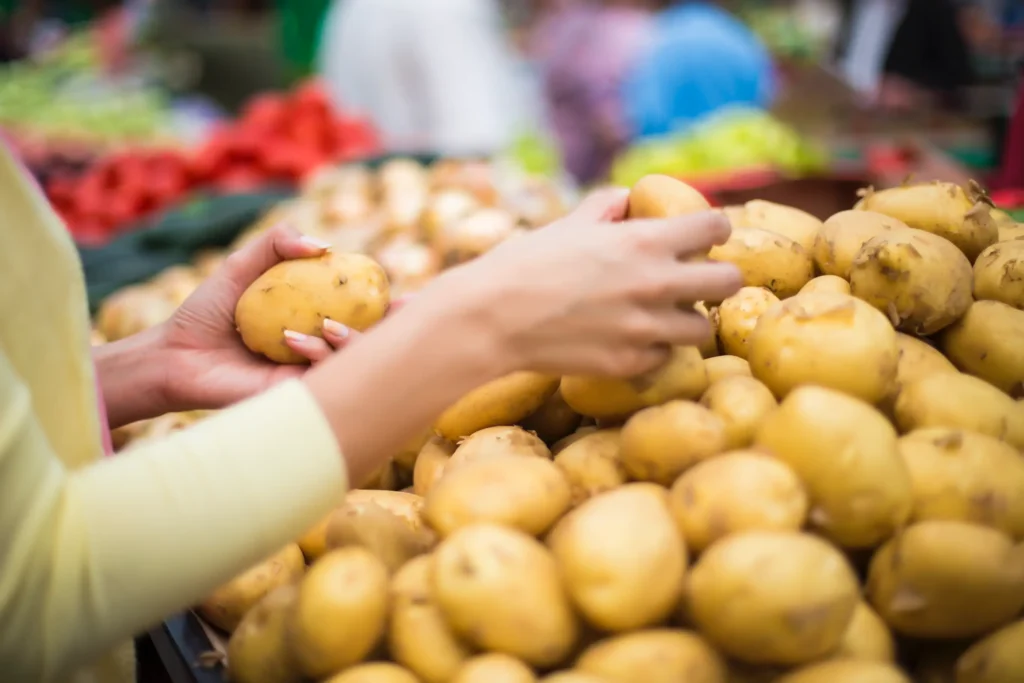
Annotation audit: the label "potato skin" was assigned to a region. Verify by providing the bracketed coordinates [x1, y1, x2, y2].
[198, 544, 305, 633]
[575, 630, 727, 683]
[435, 373, 559, 441]
[235, 252, 390, 364]
[799, 275, 851, 296]
[548, 484, 686, 632]
[894, 334, 958, 388]
[619, 401, 727, 485]
[699, 376, 777, 449]
[323, 663, 420, 683]
[941, 300, 1024, 399]
[775, 660, 910, 683]
[866, 521, 1024, 639]
[669, 451, 807, 553]
[755, 386, 911, 548]
[708, 227, 815, 298]
[704, 355, 751, 384]
[956, 618, 1024, 683]
[815, 210, 906, 278]
[713, 287, 780, 359]
[832, 602, 895, 663]
[551, 429, 626, 506]
[450, 654, 538, 683]
[325, 498, 436, 573]
[519, 387, 582, 445]
[226, 585, 302, 683]
[849, 229, 973, 335]
[433, 524, 578, 668]
[413, 436, 456, 496]
[973, 239, 1024, 310]
[748, 292, 899, 404]
[687, 531, 859, 666]
[447, 426, 550, 471]
[740, 200, 822, 252]
[627, 174, 711, 218]
[338, 490, 427, 531]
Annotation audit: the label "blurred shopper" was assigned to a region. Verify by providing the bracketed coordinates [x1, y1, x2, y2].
[317, 0, 526, 157]
[623, 1, 776, 139]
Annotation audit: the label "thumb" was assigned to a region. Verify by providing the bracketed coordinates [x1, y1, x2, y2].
[220, 223, 331, 292]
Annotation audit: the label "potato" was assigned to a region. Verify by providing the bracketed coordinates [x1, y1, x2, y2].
[798, 275, 851, 296]
[748, 293, 899, 404]
[340, 490, 427, 531]
[708, 227, 815, 298]
[297, 515, 333, 563]
[833, 602, 896, 663]
[540, 673, 607, 683]
[815, 210, 907, 278]
[235, 252, 390, 364]
[775, 660, 910, 683]
[434, 524, 578, 667]
[421, 189, 480, 243]
[619, 401, 727, 485]
[562, 346, 708, 419]
[389, 555, 472, 683]
[323, 663, 419, 683]
[226, 585, 301, 683]
[374, 235, 441, 292]
[576, 630, 726, 683]
[894, 373, 1024, 449]
[424, 456, 571, 537]
[687, 531, 859, 665]
[96, 284, 177, 341]
[290, 548, 389, 678]
[627, 174, 710, 218]
[413, 436, 456, 496]
[198, 544, 305, 633]
[552, 429, 627, 505]
[866, 521, 1024, 638]
[668, 452, 807, 553]
[999, 221, 1024, 243]
[551, 426, 600, 456]
[894, 333, 958, 388]
[548, 484, 686, 631]
[956, 618, 1024, 683]
[704, 355, 752, 384]
[694, 302, 721, 358]
[855, 181, 998, 261]
[755, 386, 911, 547]
[713, 287, 781, 359]
[435, 373, 559, 440]
[899, 428, 1024, 537]
[325, 499, 436, 573]
[736, 200, 822, 252]
[941, 300, 1024, 398]
[447, 426, 550, 471]
[699, 376, 777, 449]
[451, 654, 537, 683]
[437, 207, 518, 262]
[973, 240, 1024, 310]
[849, 229, 974, 335]
[520, 387, 583, 445]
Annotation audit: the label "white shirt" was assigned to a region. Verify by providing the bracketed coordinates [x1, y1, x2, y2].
[840, 0, 909, 96]
[317, 0, 528, 157]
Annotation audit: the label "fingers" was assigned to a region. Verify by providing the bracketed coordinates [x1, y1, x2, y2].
[571, 186, 631, 223]
[283, 319, 359, 363]
[222, 222, 331, 290]
[630, 210, 733, 256]
[642, 261, 745, 305]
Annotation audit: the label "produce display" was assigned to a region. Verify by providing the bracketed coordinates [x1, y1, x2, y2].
[99, 170, 1024, 683]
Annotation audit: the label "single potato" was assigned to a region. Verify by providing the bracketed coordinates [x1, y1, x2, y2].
[447, 426, 551, 471]
[866, 521, 1024, 639]
[736, 199, 822, 252]
[687, 531, 859, 665]
[713, 287, 781, 359]
[708, 227, 815, 298]
[941, 300, 1024, 399]
[893, 333, 958, 389]
[832, 602, 896, 663]
[627, 174, 711, 218]
[619, 401, 727, 485]
[540, 673, 608, 683]
[451, 654, 538, 683]
[226, 585, 301, 683]
[704, 356, 752, 384]
[413, 436, 456, 496]
[552, 429, 627, 505]
[775, 660, 910, 683]
[434, 373, 559, 441]
[235, 251, 390, 364]
[668, 452, 807, 553]
[973, 239, 1024, 309]
[338, 490, 427, 531]
[755, 386, 911, 548]
[520, 387, 583, 445]
[699, 376, 777, 449]
[198, 544, 305, 633]
[815, 210, 907, 278]
[956, 618, 1024, 683]
[323, 664, 420, 683]
[324, 499, 436, 573]
[551, 426, 600, 456]
[799, 275, 851, 296]
[575, 630, 727, 683]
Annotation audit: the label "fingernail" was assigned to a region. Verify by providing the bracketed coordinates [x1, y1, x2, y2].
[322, 318, 350, 338]
[283, 329, 309, 342]
[300, 235, 332, 251]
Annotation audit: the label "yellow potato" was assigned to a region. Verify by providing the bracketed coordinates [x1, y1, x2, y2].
[421, 189, 480, 244]
[235, 252, 390, 364]
[687, 531, 859, 665]
[437, 207, 518, 262]
[999, 221, 1024, 243]
[433, 524, 578, 667]
[413, 436, 455, 496]
[798, 275, 851, 296]
[226, 585, 301, 683]
[96, 284, 178, 341]
[548, 484, 686, 631]
[699, 376, 777, 449]
[815, 210, 907, 278]
[627, 174, 711, 218]
[435, 373, 560, 440]
[709, 227, 815, 298]
[575, 630, 726, 683]
[562, 346, 708, 419]
[973, 239, 1024, 309]
[832, 602, 896, 663]
[956, 618, 1024, 683]
[339, 490, 427, 531]
[389, 555, 472, 683]
[694, 301, 721, 358]
[704, 356, 752, 384]
[755, 386, 911, 548]
[539, 673, 608, 683]
[894, 333, 958, 388]
[198, 544, 305, 633]
[668, 451, 807, 554]
[894, 373, 1024, 449]
[619, 401, 727, 485]
[424, 455, 571, 537]
[325, 499, 436, 573]
[748, 293, 899, 404]
[941, 300, 1024, 398]
[713, 287, 781, 359]
[866, 521, 1024, 638]
[290, 548, 389, 678]
[323, 663, 420, 683]
[738, 200, 822, 252]
[552, 429, 627, 505]
[849, 229, 974, 335]
[447, 426, 551, 471]
[551, 426, 600, 456]
[451, 654, 538, 683]
[775, 660, 910, 683]
[519, 387, 583, 445]
[297, 515, 333, 563]
[855, 181, 999, 261]
[899, 428, 1024, 537]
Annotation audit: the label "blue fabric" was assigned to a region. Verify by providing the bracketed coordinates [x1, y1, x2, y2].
[623, 2, 776, 139]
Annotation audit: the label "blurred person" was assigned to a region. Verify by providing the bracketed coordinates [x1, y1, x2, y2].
[317, 0, 527, 157]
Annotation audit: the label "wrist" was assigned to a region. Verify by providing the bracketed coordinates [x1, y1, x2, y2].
[93, 323, 176, 429]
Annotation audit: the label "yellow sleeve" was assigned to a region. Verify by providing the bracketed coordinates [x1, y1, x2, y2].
[0, 352, 348, 682]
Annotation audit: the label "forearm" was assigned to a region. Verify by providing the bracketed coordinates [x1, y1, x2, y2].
[92, 324, 174, 429]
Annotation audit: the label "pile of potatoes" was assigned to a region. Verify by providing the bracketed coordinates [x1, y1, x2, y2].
[189, 174, 1024, 683]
